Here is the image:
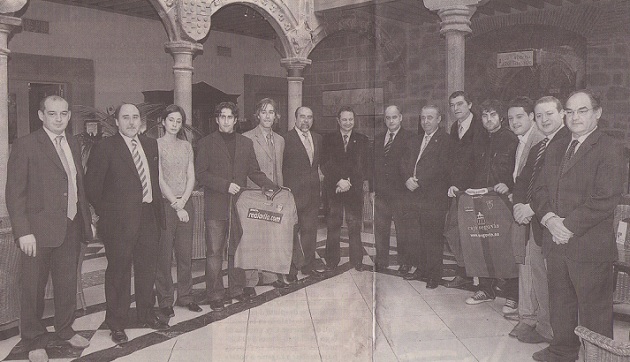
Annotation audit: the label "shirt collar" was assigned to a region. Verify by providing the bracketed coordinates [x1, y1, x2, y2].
[120, 132, 139, 147]
[458, 112, 473, 128]
[387, 127, 401, 138]
[518, 125, 534, 143]
[425, 129, 437, 138]
[573, 126, 597, 144]
[259, 125, 273, 138]
[340, 129, 352, 138]
[295, 127, 310, 137]
[43, 126, 66, 143]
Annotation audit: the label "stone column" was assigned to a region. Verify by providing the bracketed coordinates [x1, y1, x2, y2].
[424, 0, 485, 130]
[281, 57, 311, 131]
[0, 15, 21, 221]
[165, 41, 203, 126]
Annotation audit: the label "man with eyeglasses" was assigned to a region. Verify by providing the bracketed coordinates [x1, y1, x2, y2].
[530, 89, 625, 362]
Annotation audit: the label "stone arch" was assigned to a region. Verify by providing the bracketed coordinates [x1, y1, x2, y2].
[309, 11, 406, 77]
[466, 23, 586, 102]
[148, 0, 306, 58]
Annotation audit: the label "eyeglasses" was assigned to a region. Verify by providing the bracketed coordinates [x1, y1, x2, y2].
[564, 107, 592, 118]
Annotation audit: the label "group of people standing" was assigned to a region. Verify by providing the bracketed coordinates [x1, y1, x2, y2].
[6, 87, 625, 362]
[369, 89, 624, 362]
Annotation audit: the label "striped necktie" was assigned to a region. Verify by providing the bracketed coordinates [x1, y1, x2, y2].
[343, 134, 349, 152]
[384, 132, 394, 157]
[131, 139, 150, 201]
[526, 137, 549, 203]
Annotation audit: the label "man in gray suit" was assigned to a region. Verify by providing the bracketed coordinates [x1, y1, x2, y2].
[243, 97, 290, 288]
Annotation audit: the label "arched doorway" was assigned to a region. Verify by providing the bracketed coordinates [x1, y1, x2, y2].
[466, 24, 586, 104]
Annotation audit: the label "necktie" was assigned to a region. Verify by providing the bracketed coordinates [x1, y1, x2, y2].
[413, 135, 431, 178]
[526, 137, 549, 203]
[267, 133, 278, 184]
[302, 132, 313, 165]
[458, 124, 465, 140]
[343, 134, 349, 152]
[131, 139, 150, 201]
[384, 132, 394, 157]
[560, 139, 579, 175]
[54, 135, 77, 219]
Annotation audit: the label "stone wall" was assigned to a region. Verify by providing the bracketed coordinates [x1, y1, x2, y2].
[303, 11, 447, 138]
[467, 1, 630, 143]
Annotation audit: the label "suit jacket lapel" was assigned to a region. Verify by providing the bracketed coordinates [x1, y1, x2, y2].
[255, 127, 273, 160]
[420, 130, 442, 161]
[36, 128, 65, 172]
[291, 129, 310, 165]
[114, 133, 140, 177]
[562, 130, 599, 175]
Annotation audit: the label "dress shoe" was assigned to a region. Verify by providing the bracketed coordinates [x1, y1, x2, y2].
[302, 268, 325, 278]
[234, 287, 257, 303]
[444, 275, 473, 288]
[518, 328, 553, 344]
[398, 264, 411, 274]
[426, 278, 439, 289]
[186, 302, 202, 312]
[110, 329, 128, 344]
[509, 322, 534, 338]
[285, 274, 298, 283]
[160, 306, 175, 318]
[272, 279, 291, 289]
[374, 266, 388, 273]
[354, 263, 364, 272]
[532, 347, 552, 362]
[209, 299, 225, 311]
[67, 334, 90, 348]
[403, 270, 425, 281]
[139, 314, 169, 330]
[325, 264, 338, 272]
[28, 348, 48, 362]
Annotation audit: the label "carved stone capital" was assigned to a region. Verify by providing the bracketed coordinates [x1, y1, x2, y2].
[0, 15, 22, 56]
[165, 41, 203, 71]
[423, 0, 487, 35]
[281, 57, 312, 77]
[437, 6, 475, 35]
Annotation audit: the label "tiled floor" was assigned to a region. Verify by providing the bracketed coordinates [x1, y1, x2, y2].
[2, 228, 630, 361]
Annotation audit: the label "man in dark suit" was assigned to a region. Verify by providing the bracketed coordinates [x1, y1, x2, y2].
[196, 102, 275, 311]
[86, 103, 168, 345]
[283, 106, 325, 277]
[531, 90, 625, 362]
[7, 95, 93, 362]
[321, 106, 370, 272]
[445, 91, 484, 288]
[510, 96, 569, 345]
[401, 105, 451, 289]
[372, 105, 414, 272]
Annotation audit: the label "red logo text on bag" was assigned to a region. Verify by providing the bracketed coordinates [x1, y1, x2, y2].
[247, 208, 283, 223]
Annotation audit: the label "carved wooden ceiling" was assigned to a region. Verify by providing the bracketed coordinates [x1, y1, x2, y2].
[40, 0, 608, 40]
